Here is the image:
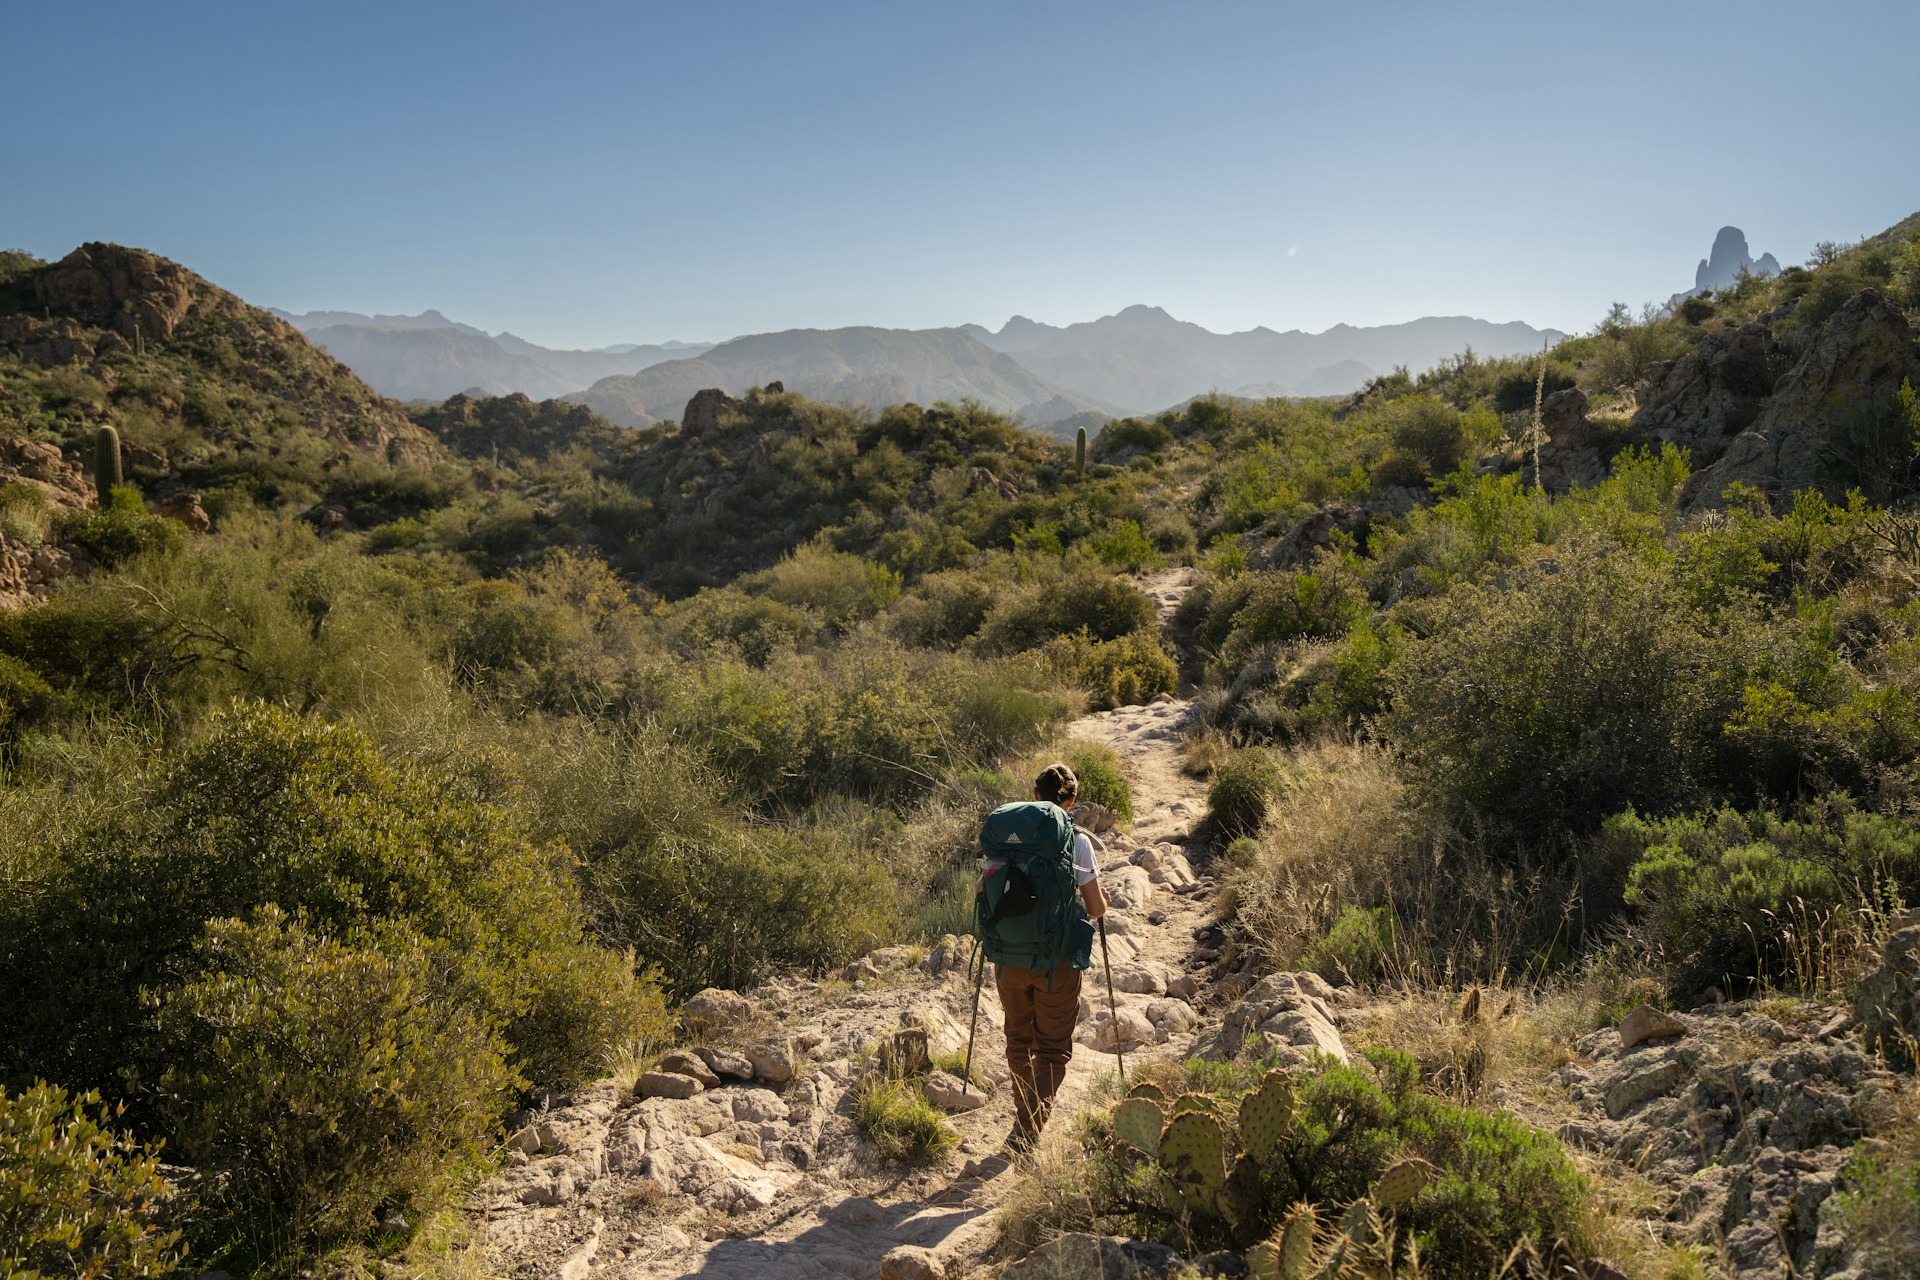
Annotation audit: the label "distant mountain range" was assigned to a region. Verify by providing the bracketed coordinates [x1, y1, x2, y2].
[274, 302, 1564, 429]
[958, 305, 1562, 413]
[270, 308, 712, 402]
[567, 327, 1115, 429]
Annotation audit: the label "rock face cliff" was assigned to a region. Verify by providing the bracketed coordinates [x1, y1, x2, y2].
[1687, 226, 1782, 297]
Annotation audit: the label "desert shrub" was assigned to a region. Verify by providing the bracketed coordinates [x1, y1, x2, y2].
[1083, 519, 1160, 572]
[1200, 561, 1366, 669]
[1063, 740, 1134, 824]
[1207, 748, 1281, 839]
[0, 704, 646, 1100]
[1300, 904, 1399, 984]
[153, 909, 512, 1257]
[747, 544, 900, 631]
[887, 568, 997, 648]
[1385, 547, 1741, 835]
[1387, 395, 1468, 477]
[1031, 629, 1176, 710]
[1086, 1049, 1589, 1277]
[523, 728, 898, 994]
[1617, 797, 1920, 995]
[977, 564, 1156, 655]
[0, 1082, 185, 1280]
[53, 488, 185, 569]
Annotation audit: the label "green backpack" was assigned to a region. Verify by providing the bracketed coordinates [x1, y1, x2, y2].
[974, 800, 1093, 974]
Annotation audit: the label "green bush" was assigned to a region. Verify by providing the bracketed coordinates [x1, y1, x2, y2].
[853, 1076, 957, 1163]
[1200, 563, 1365, 670]
[0, 704, 647, 1102]
[1385, 548, 1741, 834]
[0, 1082, 184, 1280]
[154, 909, 512, 1255]
[1032, 629, 1177, 710]
[53, 488, 185, 568]
[1065, 740, 1134, 824]
[1208, 748, 1281, 839]
[1300, 904, 1398, 985]
[1617, 797, 1920, 994]
[977, 564, 1157, 655]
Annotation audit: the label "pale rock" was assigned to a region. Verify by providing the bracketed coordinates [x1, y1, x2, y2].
[682, 987, 753, 1031]
[747, 1044, 795, 1083]
[1145, 998, 1199, 1036]
[1130, 846, 1163, 872]
[1001, 1234, 1181, 1280]
[697, 1046, 756, 1080]
[661, 1049, 722, 1087]
[1165, 974, 1200, 1000]
[638, 1071, 704, 1100]
[1088, 1007, 1160, 1051]
[1618, 1005, 1689, 1049]
[507, 1125, 541, 1155]
[1110, 961, 1168, 995]
[922, 1070, 989, 1112]
[1601, 1050, 1691, 1119]
[730, 1088, 791, 1125]
[882, 1244, 945, 1280]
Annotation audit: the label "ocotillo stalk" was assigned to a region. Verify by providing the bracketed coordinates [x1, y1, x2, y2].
[1530, 335, 1548, 492]
[94, 425, 122, 507]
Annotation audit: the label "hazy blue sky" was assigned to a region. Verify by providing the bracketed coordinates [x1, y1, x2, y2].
[5, 1, 1915, 348]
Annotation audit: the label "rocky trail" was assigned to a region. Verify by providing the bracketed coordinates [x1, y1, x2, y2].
[465, 565, 1914, 1280]
[467, 568, 1252, 1279]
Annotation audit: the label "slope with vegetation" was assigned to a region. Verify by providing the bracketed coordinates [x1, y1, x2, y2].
[2, 211, 1919, 1279]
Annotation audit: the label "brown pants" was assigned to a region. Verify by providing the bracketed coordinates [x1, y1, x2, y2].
[997, 960, 1082, 1138]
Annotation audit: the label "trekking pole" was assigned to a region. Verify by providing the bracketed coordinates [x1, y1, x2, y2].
[1098, 918, 1127, 1088]
[962, 938, 987, 1084]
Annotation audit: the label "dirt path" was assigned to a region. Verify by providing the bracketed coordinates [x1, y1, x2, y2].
[472, 568, 1219, 1280]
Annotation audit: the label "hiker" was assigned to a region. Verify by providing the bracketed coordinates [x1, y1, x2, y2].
[975, 762, 1108, 1153]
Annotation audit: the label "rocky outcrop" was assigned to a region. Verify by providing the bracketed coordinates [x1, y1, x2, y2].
[28, 242, 215, 342]
[1685, 290, 1920, 510]
[1855, 917, 1920, 1068]
[1553, 1002, 1894, 1278]
[680, 388, 750, 437]
[1679, 227, 1782, 301]
[1634, 320, 1782, 467]
[1193, 972, 1352, 1066]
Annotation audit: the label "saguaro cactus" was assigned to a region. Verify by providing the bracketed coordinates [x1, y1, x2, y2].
[1075, 425, 1088, 472]
[94, 425, 122, 507]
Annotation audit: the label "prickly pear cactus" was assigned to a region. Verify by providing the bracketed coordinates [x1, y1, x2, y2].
[1337, 1198, 1378, 1247]
[1244, 1240, 1283, 1280]
[1224, 1150, 1264, 1233]
[1370, 1155, 1435, 1208]
[1158, 1110, 1228, 1218]
[1277, 1203, 1317, 1278]
[1127, 1080, 1168, 1103]
[1112, 1096, 1164, 1152]
[1170, 1092, 1225, 1119]
[1237, 1070, 1295, 1164]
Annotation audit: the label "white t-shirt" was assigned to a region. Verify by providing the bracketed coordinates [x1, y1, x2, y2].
[1072, 830, 1098, 887]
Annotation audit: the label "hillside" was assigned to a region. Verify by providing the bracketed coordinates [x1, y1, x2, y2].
[962, 304, 1564, 410]
[276, 307, 711, 401]
[569, 325, 1114, 430]
[4, 218, 1920, 1280]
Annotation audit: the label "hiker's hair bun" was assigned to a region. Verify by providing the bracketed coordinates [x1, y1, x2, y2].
[1035, 762, 1078, 803]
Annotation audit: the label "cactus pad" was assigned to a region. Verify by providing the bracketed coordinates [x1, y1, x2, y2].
[1127, 1081, 1168, 1103]
[1170, 1092, 1225, 1118]
[1370, 1155, 1436, 1208]
[1244, 1240, 1282, 1280]
[1237, 1072, 1295, 1163]
[1112, 1097, 1164, 1152]
[1224, 1151, 1263, 1232]
[1277, 1203, 1316, 1278]
[1337, 1198, 1378, 1247]
[1158, 1111, 1228, 1216]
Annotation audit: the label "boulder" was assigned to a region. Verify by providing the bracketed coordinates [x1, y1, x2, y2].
[1634, 320, 1780, 466]
[1686, 290, 1920, 510]
[1001, 1234, 1182, 1280]
[881, 1245, 944, 1280]
[1145, 998, 1199, 1036]
[638, 1071, 704, 1100]
[1109, 961, 1168, 995]
[1618, 1005, 1689, 1049]
[682, 987, 752, 1032]
[1074, 802, 1118, 834]
[922, 1070, 988, 1112]
[746, 1044, 795, 1083]
[1856, 921, 1920, 1067]
[728, 1088, 791, 1125]
[696, 1046, 755, 1081]
[1194, 973, 1348, 1065]
[681, 388, 747, 437]
[659, 1050, 722, 1088]
[151, 492, 210, 533]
